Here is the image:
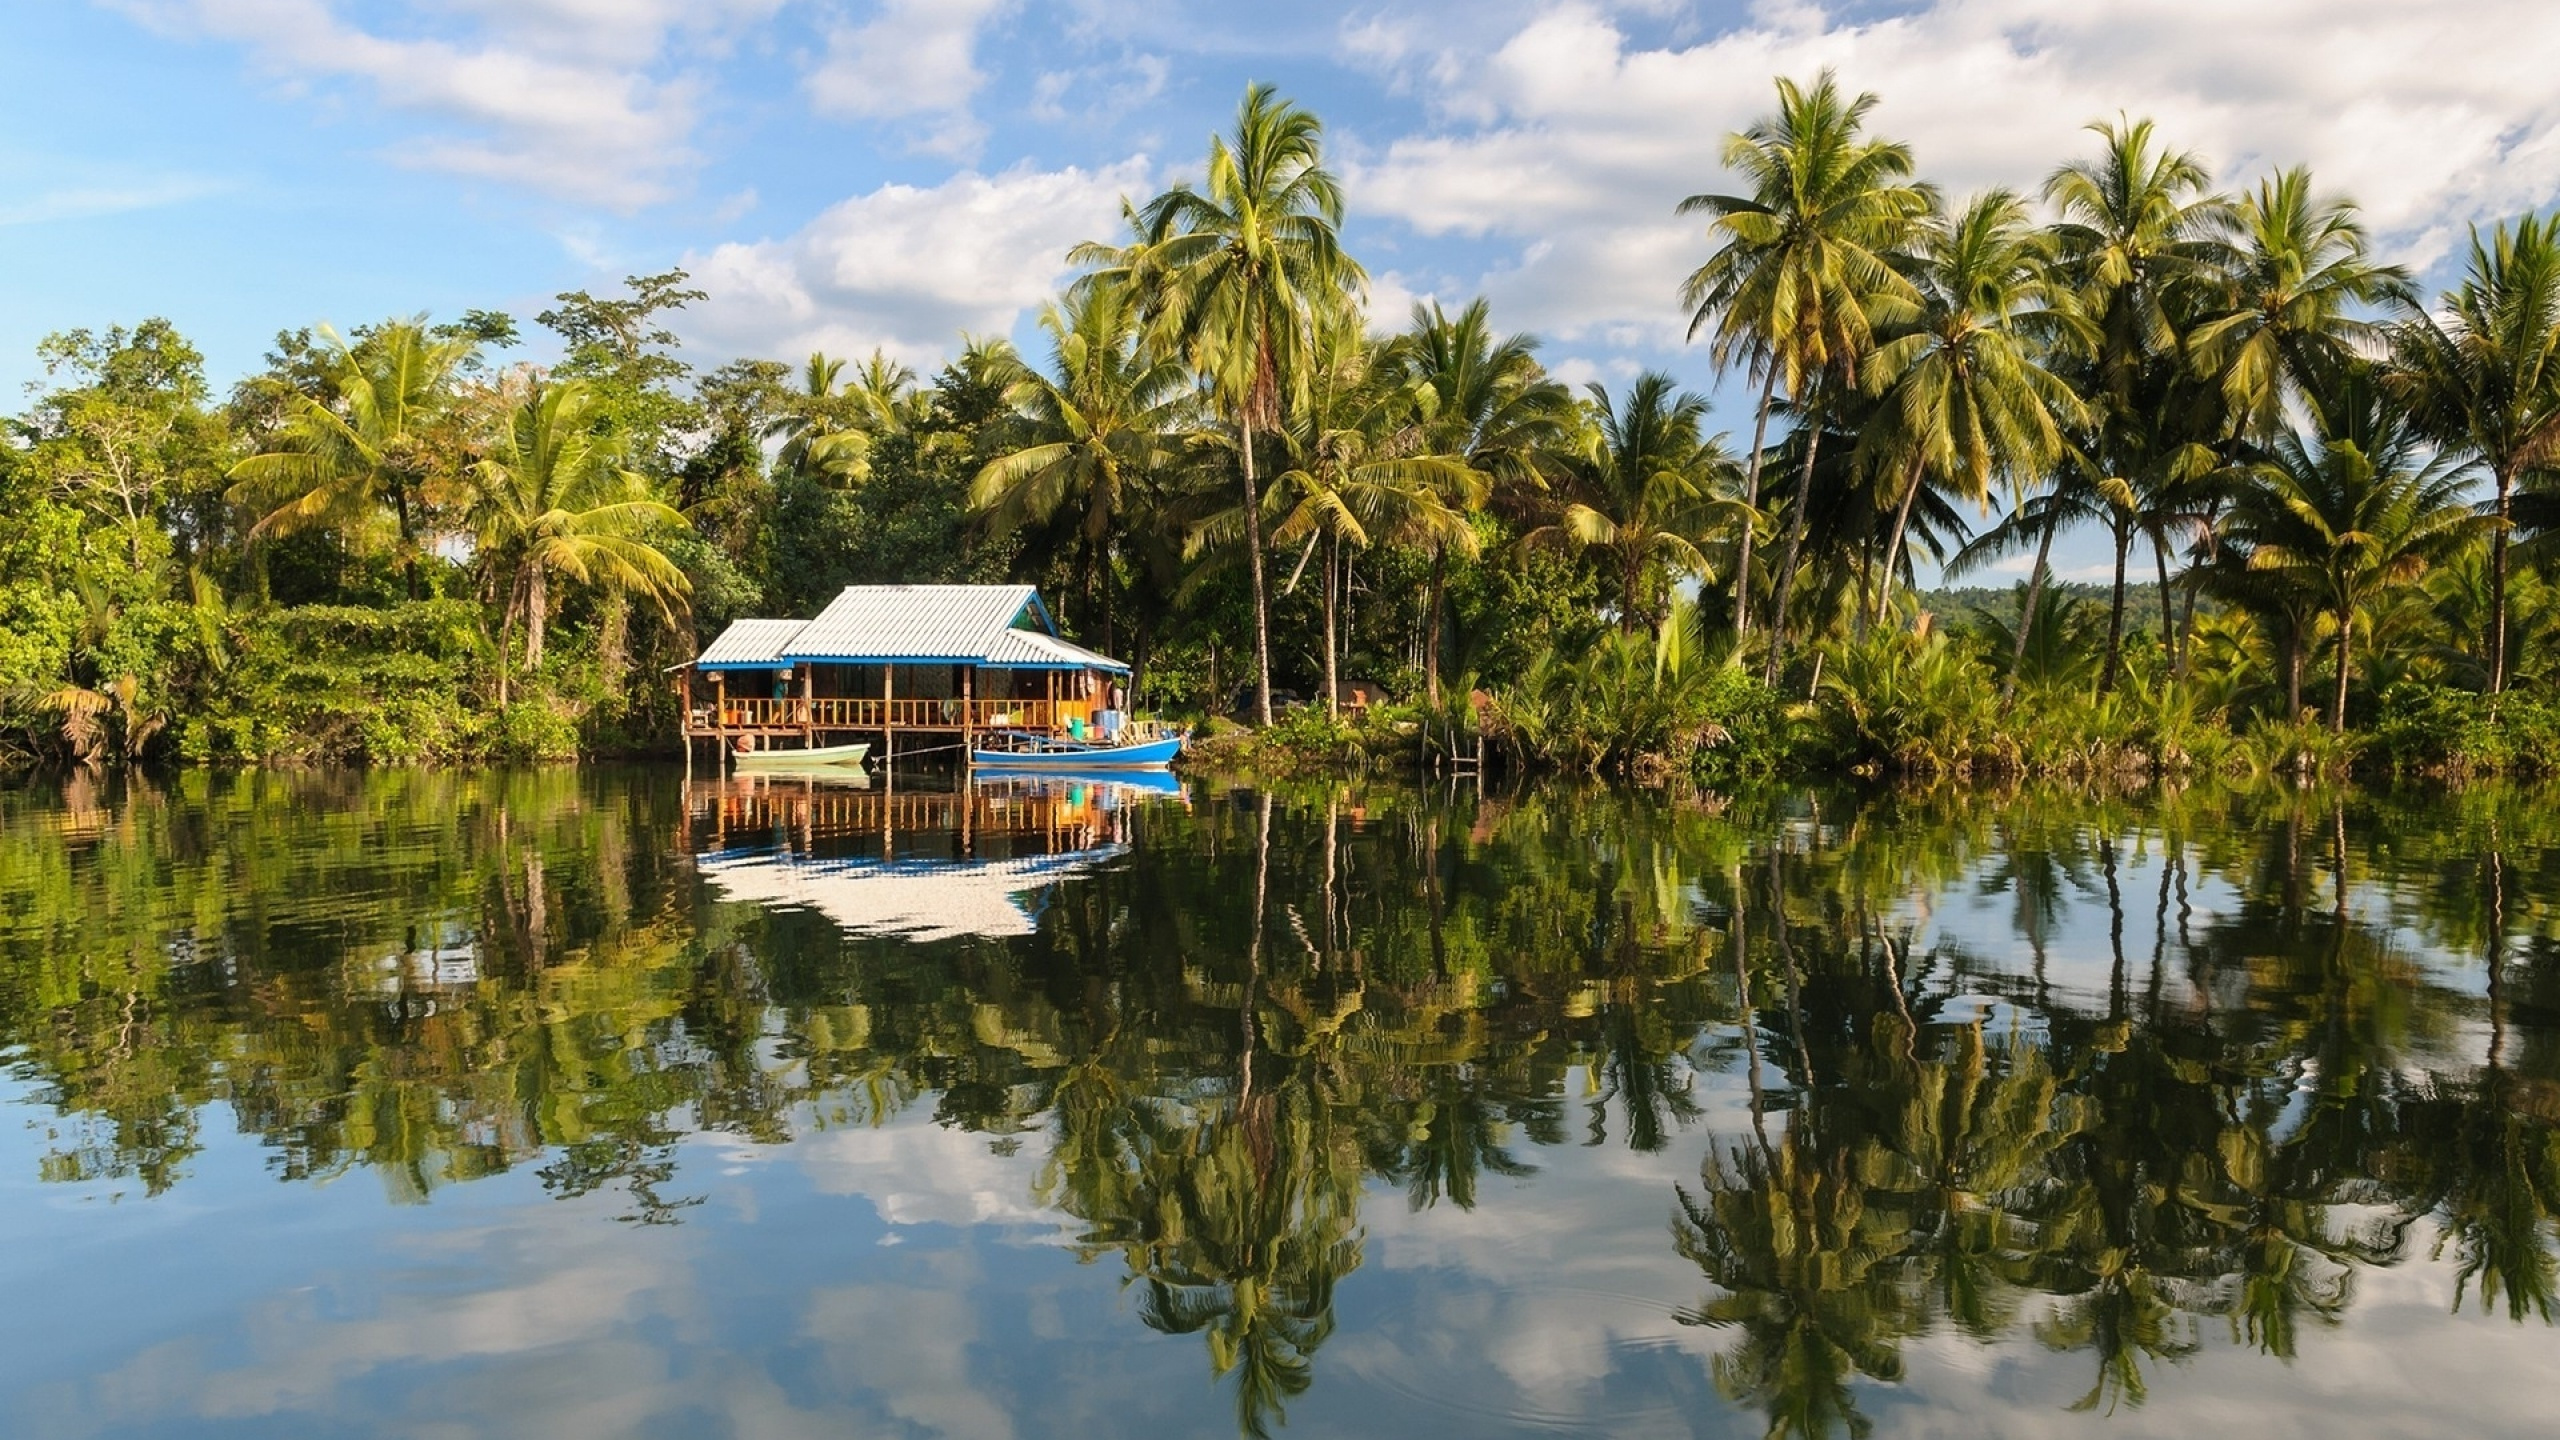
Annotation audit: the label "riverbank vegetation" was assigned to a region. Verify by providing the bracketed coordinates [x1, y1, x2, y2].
[10, 75, 2560, 780]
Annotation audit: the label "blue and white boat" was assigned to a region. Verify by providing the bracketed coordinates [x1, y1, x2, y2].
[971, 728, 1185, 772]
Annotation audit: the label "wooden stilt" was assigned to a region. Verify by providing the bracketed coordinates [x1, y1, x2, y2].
[713, 671, 728, 773]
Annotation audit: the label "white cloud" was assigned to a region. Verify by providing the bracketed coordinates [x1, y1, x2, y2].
[1029, 53, 1171, 125]
[101, 0, 782, 208]
[807, 0, 1011, 159]
[0, 176, 227, 227]
[1353, 0, 2560, 347]
[683, 158, 1149, 368]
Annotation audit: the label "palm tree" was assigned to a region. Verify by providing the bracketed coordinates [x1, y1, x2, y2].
[227, 319, 474, 596]
[2190, 168, 2408, 442]
[2195, 532, 2324, 721]
[2392, 214, 2560, 694]
[1102, 83, 1365, 725]
[1677, 70, 1931, 671]
[971, 279, 1195, 647]
[764, 350, 871, 486]
[1387, 298, 1575, 701]
[467, 377, 691, 686]
[1523, 373, 1739, 633]
[1261, 325, 1481, 715]
[843, 348, 933, 437]
[1950, 448, 2128, 702]
[1858, 190, 2085, 627]
[2041, 117, 2231, 688]
[2228, 373, 2487, 732]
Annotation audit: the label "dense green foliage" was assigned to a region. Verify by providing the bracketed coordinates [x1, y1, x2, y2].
[14, 75, 2560, 779]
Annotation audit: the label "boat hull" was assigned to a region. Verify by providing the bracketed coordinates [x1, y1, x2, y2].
[971, 735, 1184, 770]
[733, 742, 871, 769]
[976, 768, 1185, 796]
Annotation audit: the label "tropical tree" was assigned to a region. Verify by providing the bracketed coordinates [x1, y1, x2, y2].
[2227, 374, 2487, 731]
[2195, 530, 2325, 721]
[2392, 214, 2560, 694]
[1858, 190, 2084, 627]
[1387, 298, 1576, 701]
[843, 348, 935, 438]
[1523, 374, 1739, 633]
[764, 351, 871, 486]
[227, 319, 474, 594]
[2041, 117, 2232, 687]
[467, 377, 691, 686]
[1678, 70, 1931, 670]
[1260, 324, 1482, 714]
[972, 280, 1195, 645]
[2190, 168, 2408, 442]
[1103, 83, 1365, 725]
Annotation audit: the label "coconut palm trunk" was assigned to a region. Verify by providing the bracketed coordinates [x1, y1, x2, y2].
[2003, 511, 2060, 703]
[2100, 519, 2131, 694]
[1873, 455, 1927, 630]
[1734, 369, 1778, 636]
[2491, 468, 2513, 694]
[2153, 531, 2178, 672]
[1761, 405, 1825, 685]
[523, 563, 549, 672]
[2331, 610, 2354, 734]
[392, 484, 420, 600]
[1242, 415, 1274, 726]
[1322, 530, 1340, 717]
[1424, 550, 1447, 706]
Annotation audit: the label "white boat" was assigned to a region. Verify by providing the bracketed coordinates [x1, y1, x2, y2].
[732, 740, 871, 770]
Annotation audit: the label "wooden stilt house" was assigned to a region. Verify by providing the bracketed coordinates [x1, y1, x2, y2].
[676, 584, 1132, 760]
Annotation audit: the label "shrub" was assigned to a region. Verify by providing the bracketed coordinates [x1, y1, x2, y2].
[2368, 682, 2504, 776]
[492, 700, 580, 763]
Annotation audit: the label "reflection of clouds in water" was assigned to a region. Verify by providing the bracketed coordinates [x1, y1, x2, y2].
[795, 1117, 1060, 1232]
[1341, 1086, 1717, 1426]
[806, 1263, 1017, 1440]
[20, 1204, 674, 1436]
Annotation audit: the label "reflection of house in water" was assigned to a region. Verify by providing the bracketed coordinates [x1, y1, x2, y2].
[684, 772, 1177, 943]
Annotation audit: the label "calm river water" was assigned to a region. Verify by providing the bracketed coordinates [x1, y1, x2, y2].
[1, 767, 2556, 1438]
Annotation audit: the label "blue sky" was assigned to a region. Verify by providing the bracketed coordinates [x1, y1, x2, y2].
[10, 1, 2560, 580]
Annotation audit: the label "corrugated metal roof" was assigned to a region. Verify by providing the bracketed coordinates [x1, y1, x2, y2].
[694, 585, 1130, 671]
[984, 628, 1132, 673]
[697, 618, 807, 668]
[783, 584, 1044, 663]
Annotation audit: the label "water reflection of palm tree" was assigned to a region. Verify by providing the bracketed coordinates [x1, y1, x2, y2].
[1136, 1070, 1365, 1440]
[1850, 1018, 2069, 1340]
[2413, 838, 2560, 1323]
[1360, 1067, 1542, 1210]
[2029, 1008, 2218, 1409]
[1675, 1127, 1913, 1439]
[2418, 1068, 2560, 1322]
